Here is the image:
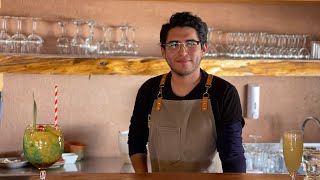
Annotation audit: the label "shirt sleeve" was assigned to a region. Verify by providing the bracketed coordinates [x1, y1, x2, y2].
[216, 83, 246, 172]
[217, 120, 246, 173]
[128, 84, 151, 156]
[221, 85, 244, 126]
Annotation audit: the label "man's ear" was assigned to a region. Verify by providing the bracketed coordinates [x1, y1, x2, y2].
[201, 43, 208, 56]
[161, 47, 166, 58]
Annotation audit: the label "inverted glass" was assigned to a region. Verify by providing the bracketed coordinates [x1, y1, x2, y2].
[303, 149, 320, 179]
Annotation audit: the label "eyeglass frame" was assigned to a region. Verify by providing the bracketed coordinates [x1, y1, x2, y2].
[160, 40, 202, 53]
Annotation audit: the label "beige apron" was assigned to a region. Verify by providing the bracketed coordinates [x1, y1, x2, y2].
[148, 74, 220, 172]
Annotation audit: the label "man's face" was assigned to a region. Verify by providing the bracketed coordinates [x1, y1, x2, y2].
[161, 27, 207, 76]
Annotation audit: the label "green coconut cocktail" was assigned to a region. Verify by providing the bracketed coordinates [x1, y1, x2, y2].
[23, 124, 64, 169]
[24, 90, 63, 180]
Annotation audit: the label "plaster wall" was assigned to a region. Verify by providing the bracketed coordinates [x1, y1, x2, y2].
[0, 74, 319, 157]
[0, 0, 319, 56]
[0, 0, 319, 158]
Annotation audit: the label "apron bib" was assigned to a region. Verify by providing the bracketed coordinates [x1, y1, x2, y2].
[148, 74, 221, 172]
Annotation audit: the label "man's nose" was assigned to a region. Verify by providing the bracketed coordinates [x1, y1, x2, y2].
[178, 44, 188, 54]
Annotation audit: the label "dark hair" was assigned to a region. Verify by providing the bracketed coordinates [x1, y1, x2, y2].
[160, 12, 208, 47]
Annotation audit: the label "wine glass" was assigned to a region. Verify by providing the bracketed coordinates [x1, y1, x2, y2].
[282, 130, 303, 180]
[70, 20, 84, 55]
[298, 34, 310, 59]
[234, 32, 246, 59]
[0, 16, 12, 53]
[99, 26, 114, 55]
[127, 26, 138, 56]
[11, 17, 27, 53]
[278, 34, 289, 59]
[215, 30, 226, 57]
[56, 21, 70, 54]
[205, 27, 217, 58]
[83, 20, 99, 55]
[288, 35, 299, 59]
[27, 17, 44, 54]
[23, 124, 64, 180]
[255, 32, 267, 59]
[117, 24, 129, 55]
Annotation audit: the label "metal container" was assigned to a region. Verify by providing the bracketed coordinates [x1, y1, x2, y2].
[311, 41, 320, 59]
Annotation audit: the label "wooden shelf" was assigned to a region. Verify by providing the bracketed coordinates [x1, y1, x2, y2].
[133, 0, 320, 5]
[0, 55, 319, 76]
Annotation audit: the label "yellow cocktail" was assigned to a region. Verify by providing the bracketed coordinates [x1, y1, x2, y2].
[23, 124, 64, 179]
[282, 130, 303, 180]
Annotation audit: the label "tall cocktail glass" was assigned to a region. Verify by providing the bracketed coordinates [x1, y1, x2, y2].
[23, 124, 64, 180]
[282, 130, 303, 180]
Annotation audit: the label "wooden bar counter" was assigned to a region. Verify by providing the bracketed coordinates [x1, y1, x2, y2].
[0, 173, 305, 180]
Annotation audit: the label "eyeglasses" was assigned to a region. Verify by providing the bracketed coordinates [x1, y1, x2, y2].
[162, 40, 200, 54]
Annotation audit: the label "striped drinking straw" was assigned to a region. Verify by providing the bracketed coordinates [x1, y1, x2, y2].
[54, 85, 58, 129]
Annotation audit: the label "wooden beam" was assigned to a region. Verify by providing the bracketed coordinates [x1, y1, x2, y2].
[0, 56, 319, 76]
[126, 0, 320, 5]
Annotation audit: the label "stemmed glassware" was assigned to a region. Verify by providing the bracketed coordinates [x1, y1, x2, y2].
[205, 27, 217, 57]
[83, 20, 99, 55]
[277, 35, 288, 59]
[11, 17, 27, 53]
[127, 27, 138, 56]
[23, 124, 64, 180]
[0, 16, 147, 57]
[255, 32, 267, 59]
[221, 31, 312, 60]
[263, 34, 273, 59]
[226, 32, 235, 58]
[298, 34, 310, 59]
[27, 17, 44, 54]
[99, 26, 114, 55]
[56, 21, 70, 54]
[282, 130, 303, 180]
[288, 35, 299, 58]
[70, 20, 84, 55]
[215, 30, 225, 57]
[246, 33, 259, 58]
[234, 32, 246, 58]
[117, 24, 129, 55]
[0, 16, 12, 53]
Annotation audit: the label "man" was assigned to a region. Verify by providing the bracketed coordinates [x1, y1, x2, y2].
[128, 12, 246, 173]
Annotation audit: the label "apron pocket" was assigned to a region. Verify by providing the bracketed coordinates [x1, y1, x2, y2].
[156, 126, 181, 161]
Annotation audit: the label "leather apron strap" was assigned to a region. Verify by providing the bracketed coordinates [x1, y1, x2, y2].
[156, 73, 167, 111]
[202, 74, 213, 111]
[156, 73, 214, 112]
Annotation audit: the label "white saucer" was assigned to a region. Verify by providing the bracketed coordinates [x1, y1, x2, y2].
[49, 160, 65, 169]
[0, 157, 29, 169]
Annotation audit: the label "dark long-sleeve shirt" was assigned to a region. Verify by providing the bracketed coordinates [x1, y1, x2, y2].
[128, 69, 246, 173]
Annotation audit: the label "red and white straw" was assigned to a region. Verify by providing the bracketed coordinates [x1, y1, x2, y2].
[54, 85, 58, 129]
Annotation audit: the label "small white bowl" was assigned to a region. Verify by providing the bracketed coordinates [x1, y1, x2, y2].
[62, 153, 78, 164]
